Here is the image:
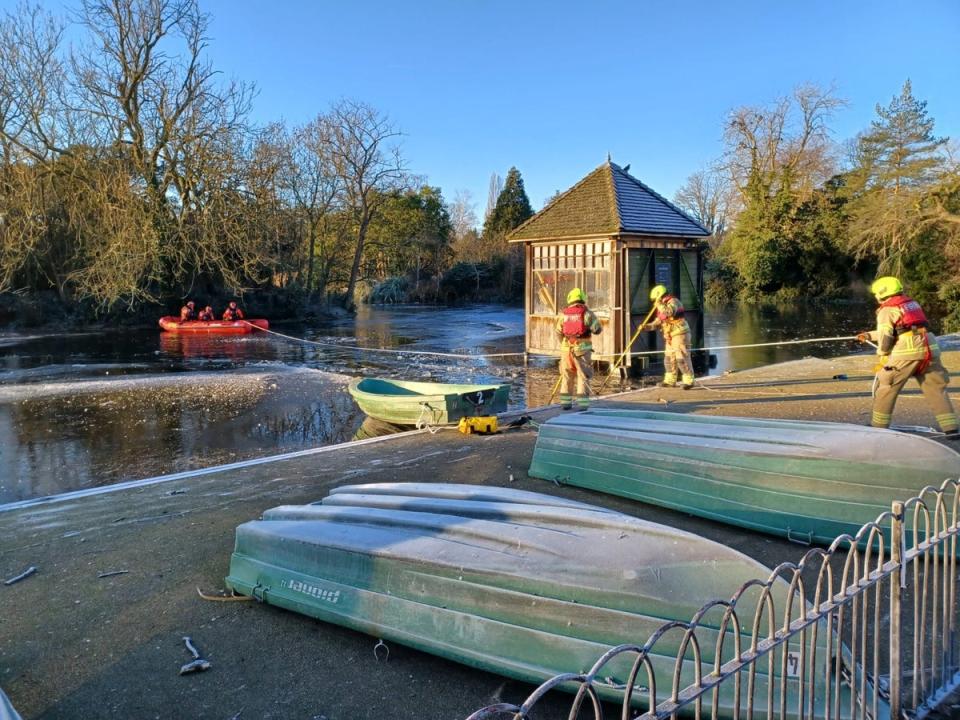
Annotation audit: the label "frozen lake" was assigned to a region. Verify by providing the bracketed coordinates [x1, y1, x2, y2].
[0, 302, 877, 503]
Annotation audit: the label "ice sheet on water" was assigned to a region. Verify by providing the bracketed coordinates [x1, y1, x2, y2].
[0, 365, 351, 402]
[0, 363, 152, 385]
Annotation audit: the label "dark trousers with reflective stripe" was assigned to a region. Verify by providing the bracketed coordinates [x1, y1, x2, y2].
[872, 357, 958, 431]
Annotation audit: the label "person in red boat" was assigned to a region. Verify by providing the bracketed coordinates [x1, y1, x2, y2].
[179, 301, 197, 322]
[222, 300, 245, 321]
[197, 305, 215, 321]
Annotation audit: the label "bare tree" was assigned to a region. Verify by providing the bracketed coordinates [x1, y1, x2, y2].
[0, 0, 265, 308]
[73, 0, 262, 303]
[285, 116, 343, 297]
[484, 172, 502, 221]
[673, 167, 736, 250]
[0, 2, 73, 163]
[723, 84, 844, 205]
[324, 99, 408, 308]
[447, 189, 477, 242]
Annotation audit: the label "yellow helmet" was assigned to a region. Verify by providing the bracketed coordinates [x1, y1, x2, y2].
[566, 288, 586, 304]
[870, 276, 903, 301]
[649, 285, 668, 302]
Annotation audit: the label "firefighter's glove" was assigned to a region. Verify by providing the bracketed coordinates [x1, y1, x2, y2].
[872, 354, 891, 373]
[856, 333, 869, 343]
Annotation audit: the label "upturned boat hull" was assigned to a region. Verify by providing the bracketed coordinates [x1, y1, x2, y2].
[225, 483, 875, 718]
[347, 378, 510, 426]
[529, 409, 960, 546]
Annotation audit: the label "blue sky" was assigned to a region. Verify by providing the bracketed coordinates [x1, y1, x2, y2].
[37, 0, 960, 217]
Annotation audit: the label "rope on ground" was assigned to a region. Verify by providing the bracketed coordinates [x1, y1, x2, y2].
[416, 403, 442, 434]
[196, 587, 253, 602]
[696, 381, 826, 398]
[243, 321, 527, 360]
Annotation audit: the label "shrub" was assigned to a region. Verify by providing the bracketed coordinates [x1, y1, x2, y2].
[368, 277, 410, 304]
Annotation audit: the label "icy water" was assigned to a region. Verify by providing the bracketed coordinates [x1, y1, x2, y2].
[0, 302, 877, 503]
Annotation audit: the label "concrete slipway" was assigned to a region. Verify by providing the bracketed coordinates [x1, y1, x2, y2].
[1, 350, 958, 720]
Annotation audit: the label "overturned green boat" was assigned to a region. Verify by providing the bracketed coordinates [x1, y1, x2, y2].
[225, 482, 879, 718]
[529, 409, 960, 546]
[347, 378, 510, 426]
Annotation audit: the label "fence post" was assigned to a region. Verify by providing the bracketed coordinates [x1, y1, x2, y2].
[890, 500, 904, 719]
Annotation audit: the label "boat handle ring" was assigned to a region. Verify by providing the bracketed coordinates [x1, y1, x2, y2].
[373, 639, 390, 662]
[786, 527, 813, 546]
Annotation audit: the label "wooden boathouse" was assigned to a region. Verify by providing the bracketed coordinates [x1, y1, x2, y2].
[508, 160, 711, 373]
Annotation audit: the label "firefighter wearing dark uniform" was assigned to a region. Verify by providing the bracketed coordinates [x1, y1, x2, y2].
[555, 288, 602, 411]
[857, 276, 958, 434]
[642, 285, 694, 389]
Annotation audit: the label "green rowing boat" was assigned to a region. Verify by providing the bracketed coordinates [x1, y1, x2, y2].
[529, 409, 960, 546]
[225, 482, 881, 718]
[347, 378, 510, 426]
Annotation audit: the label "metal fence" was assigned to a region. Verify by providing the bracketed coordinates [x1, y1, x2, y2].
[466, 478, 960, 720]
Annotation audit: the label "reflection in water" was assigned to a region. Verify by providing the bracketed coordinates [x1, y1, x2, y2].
[353, 416, 412, 440]
[0, 301, 879, 503]
[704, 303, 876, 373]
[158, 331, 263, 361]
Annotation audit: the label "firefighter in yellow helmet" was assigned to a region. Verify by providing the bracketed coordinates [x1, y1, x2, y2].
[856, 276, 957, 435]
[555, 287, 603, 410]
[641, 285, 694, 389]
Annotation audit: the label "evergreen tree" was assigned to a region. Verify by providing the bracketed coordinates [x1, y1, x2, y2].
[482, 167, 533, 239]
[847, 80, 947, 272]
[477, 167, 533, 300]
[860, 80, 946, 191]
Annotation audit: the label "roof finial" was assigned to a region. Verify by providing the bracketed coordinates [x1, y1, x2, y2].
[606, 152, 611, 163]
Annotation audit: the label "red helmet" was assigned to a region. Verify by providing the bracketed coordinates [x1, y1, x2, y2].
[187, 301, 195, 308]
[229, 301, 237, 308]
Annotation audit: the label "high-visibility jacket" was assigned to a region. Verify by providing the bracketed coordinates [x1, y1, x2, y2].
[866, 294, 940, 368]
[648, 295, 690, 339]
[555, 302, 602, 351]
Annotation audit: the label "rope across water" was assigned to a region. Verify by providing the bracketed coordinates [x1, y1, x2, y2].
[592, 335, 863, 360]
[244, 321, 863, 362]
[244, 322, 527, 359]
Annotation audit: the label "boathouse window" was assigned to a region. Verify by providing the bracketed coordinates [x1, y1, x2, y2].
[532, 242, 611, 315]
[582, 271, 610, 313]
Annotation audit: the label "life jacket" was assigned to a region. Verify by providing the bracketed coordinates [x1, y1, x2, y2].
[180, 306, 196, 321]
[879, 294, 928, 331]
[223, 307, 244, 321]
[879, 294, 932, 374]
[562, 303, 589, 339]
[656, 295, 685, 322]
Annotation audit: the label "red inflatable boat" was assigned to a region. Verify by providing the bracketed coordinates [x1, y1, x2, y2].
[158, 317, 270, 334]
